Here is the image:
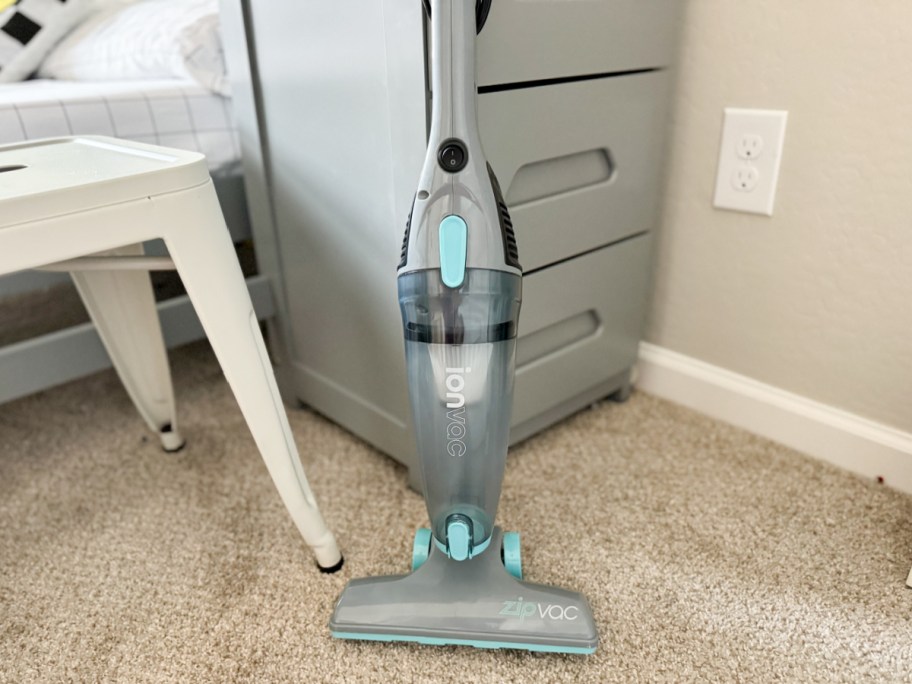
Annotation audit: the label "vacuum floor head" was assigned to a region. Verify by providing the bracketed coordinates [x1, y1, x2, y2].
[330, 528, 598, 654]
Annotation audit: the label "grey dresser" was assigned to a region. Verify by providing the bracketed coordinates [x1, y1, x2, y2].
[220, 0, 682, 485]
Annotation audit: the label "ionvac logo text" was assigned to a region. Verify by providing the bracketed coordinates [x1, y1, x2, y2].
[445, 366, 469, 457]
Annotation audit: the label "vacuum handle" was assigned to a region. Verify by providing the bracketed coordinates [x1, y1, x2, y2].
[427, 0, 479, 148]
[423, 0, 492, 33]
[398, 0, 520, 276]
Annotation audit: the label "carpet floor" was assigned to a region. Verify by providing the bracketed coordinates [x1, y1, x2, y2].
[1, 342, 910, 682]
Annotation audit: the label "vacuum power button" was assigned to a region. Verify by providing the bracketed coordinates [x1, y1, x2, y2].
[439, 215, 467, 288]
[437, 139, 468, 173]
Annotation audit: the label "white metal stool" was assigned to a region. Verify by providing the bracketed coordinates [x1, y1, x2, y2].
[0, 136, 342, 571]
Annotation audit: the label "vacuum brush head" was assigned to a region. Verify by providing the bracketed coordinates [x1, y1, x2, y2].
[330, 528, 598, 654]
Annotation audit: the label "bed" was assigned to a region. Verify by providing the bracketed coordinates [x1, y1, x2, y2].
[0, 78, 241, 177]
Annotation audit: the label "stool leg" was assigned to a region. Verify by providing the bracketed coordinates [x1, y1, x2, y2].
[160, 182, 342, 570]
[71, 245, 185, 452]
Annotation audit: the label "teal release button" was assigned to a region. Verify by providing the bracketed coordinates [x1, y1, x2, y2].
[439, 215, 467, 288]
[446, 518, 471, 561]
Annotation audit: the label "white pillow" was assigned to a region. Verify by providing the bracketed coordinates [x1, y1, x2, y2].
[39, 0, 228, 94]
[0, 0, 110, 82]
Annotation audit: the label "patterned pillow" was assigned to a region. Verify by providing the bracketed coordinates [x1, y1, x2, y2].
[0, 0, 95, 82]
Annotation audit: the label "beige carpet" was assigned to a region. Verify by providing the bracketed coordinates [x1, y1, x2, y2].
[1, 342, 910, 682]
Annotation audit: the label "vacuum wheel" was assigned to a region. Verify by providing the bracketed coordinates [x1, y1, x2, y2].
[501, 531, 522, 579]
[412, 527, 433, 571]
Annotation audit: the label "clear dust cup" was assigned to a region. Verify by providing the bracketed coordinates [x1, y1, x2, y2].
[398, 268, 522, 559]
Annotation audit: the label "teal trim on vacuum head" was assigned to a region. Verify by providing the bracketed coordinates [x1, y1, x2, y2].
[331, 631, 596, 655]
[433, 534, 492, 560]
[411, 528, 432, 571]
[502, 531, 522, 580]
[438, 215, 467, 288]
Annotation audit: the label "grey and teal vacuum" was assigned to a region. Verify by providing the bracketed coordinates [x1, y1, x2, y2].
[330, 0, 598, 654]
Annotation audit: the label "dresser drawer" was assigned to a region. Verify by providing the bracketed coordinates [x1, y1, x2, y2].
[512, 233, 652, 427]
[478, 70, 671, 271]
[476, 0, 682, 87]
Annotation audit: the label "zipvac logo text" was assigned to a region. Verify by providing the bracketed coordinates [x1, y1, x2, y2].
[500, 597, 580, 622]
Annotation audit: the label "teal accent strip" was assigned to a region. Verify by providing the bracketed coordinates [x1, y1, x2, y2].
[438, 215, 467, 288]
[331, 631, 596, 655]
[433, 534, 492, 559]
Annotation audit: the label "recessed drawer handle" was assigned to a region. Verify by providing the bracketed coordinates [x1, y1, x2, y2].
[0, 164, 27, 174]
[517, 309, 601, 368]
[506, 148, 615, 206]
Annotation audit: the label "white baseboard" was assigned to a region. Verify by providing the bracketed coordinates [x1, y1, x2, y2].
[636, 342, 912, 495]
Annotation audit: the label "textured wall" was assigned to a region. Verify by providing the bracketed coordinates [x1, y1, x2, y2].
[647, 0, 912, 432]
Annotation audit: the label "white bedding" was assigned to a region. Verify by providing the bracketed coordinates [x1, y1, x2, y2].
[0, 79, 239, 175]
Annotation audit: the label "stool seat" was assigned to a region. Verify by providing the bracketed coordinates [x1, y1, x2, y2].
[0, 136, 342, 572]
[0, 138, 210, 228]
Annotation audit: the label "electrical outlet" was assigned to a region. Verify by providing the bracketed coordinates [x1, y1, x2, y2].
[736, 134, 763, 160]
[713, 108, 788, 215]
[732, 165, 759, 191]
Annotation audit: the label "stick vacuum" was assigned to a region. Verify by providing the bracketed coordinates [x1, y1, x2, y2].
[330, 0, 598, 653]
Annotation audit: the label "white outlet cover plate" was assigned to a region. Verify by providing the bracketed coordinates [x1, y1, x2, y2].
[713, 108, 788, 216]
